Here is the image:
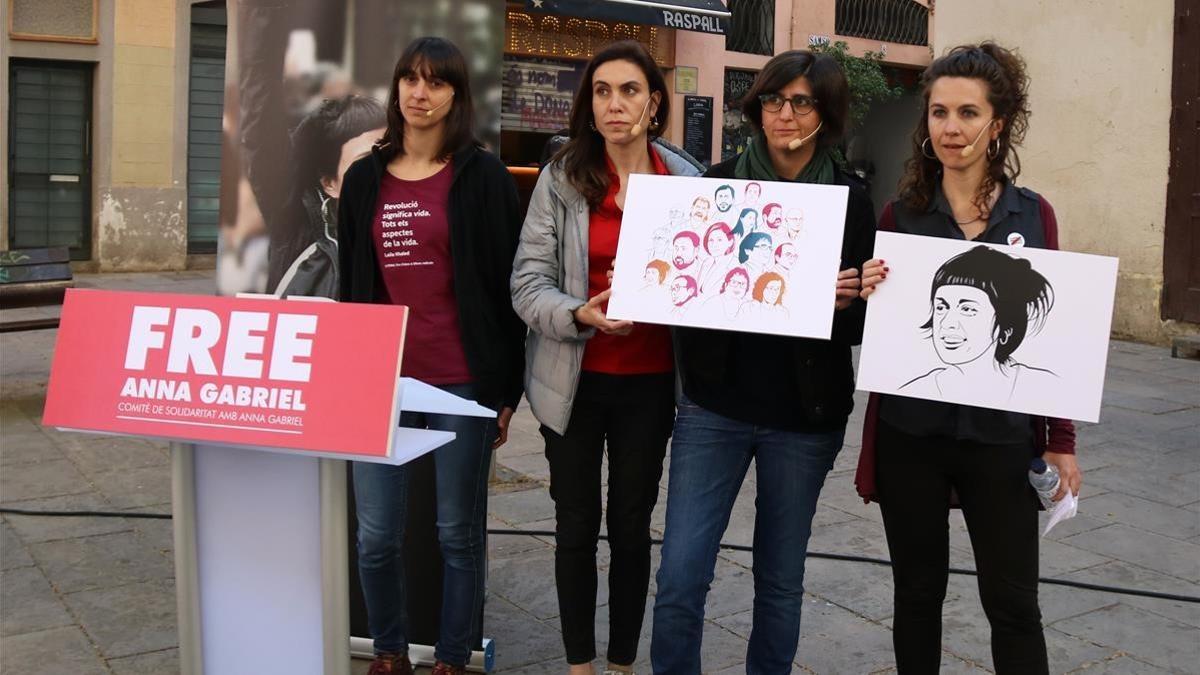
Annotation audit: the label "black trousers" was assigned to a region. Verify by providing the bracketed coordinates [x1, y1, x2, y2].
[876, 422, 1048, 675]
[541, 371, 675, 666]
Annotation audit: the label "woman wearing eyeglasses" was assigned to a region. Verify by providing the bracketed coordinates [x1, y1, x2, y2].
[650, 50, 876, 673]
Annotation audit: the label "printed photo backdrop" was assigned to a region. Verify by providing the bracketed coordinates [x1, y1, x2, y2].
[857, 231, 1119, 422]
[607, 174, 848, 339]
[218, 0, 502, 298]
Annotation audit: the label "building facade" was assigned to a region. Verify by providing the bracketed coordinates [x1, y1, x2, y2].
[500, 0, 934, 171]
[2, 0, 224, 272]
[6, 0, 1192, 344]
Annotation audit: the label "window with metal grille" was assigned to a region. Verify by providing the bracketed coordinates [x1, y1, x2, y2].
[835, 0, 929, 46]
[725, 0, 774, 56]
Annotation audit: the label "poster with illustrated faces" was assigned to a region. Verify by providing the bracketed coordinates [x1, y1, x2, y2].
[607, 174, 848, 339]
[857, 232, 1119, 423]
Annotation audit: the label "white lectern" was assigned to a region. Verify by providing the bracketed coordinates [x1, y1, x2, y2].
[173, 379, 491, 675]
[41, 290, 496, 675]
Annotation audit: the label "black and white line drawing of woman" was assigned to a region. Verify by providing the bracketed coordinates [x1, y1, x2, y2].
[901, 245, 1056, 403]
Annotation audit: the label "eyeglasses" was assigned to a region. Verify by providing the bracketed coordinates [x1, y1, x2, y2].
[758, 93, 818, 115]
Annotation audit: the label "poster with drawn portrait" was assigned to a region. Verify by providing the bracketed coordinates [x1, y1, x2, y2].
[607, 174, 848, 339]
[857, 232, 1119, 423]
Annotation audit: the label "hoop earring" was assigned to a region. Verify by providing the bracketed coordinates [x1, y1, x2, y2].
[987, 137, 1001, 160]
[921, 137, 937, 160]
[318, 189, 336, 244]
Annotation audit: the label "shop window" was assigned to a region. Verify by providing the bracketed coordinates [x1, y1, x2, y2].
[500, 55, 586, 166]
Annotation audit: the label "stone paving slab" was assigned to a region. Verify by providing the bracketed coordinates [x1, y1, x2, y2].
[0, 565, 73, 638]
[0, 625, 110, 675]
[1051, 603, 1197, 673]
[1053, 560, 1200, 629]
[0, 458, 93, 503]
[65, 579, 178, 659]
[1060, 524, 1200, 584]
[105, 648, 180, 675]
[1077, 491, 1200, 541]
[0, 430, 63, 467]
[0, 522, 34, 571]
[25, 531, 173, 595]
[2, 493, 135, 543]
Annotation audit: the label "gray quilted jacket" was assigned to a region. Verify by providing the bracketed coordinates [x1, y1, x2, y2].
[511, 138, 704, 434]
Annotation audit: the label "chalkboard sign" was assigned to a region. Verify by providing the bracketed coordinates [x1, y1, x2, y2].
[683, 95, 713, 167]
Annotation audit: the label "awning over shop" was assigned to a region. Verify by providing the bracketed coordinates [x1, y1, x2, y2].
[525, 0, 730, 36]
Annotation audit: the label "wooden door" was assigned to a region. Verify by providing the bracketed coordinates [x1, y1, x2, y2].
[1163, 0, 1200, 322]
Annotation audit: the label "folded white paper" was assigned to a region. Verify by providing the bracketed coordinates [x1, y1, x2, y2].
[390, 427, 457, 465]
[398, 377, 496, 418]
[1043, 489, 1079, 536]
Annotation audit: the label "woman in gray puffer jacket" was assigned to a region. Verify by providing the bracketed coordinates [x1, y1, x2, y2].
[510, 40, 701, 675]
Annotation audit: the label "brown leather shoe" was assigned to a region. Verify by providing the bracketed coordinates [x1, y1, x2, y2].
[431, 660, 466, 675]
[367, 652, 413, 675]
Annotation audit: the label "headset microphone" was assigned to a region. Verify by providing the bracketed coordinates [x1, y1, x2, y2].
[424, 92, 455, 118]
[959, 119, 993, 157]
[629, 97, 654, 136]
[787, 122, 823, 151]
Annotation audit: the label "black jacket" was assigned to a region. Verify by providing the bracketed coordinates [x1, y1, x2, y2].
[337, 143, 526, 411]
[674, 155, 877, 431]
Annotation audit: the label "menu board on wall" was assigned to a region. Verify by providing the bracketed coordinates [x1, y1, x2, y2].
[501, 56, 586, 133]
[683, 95, 712, 166]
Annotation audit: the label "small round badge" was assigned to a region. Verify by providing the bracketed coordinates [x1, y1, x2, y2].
[1007, 232, 1026, 247]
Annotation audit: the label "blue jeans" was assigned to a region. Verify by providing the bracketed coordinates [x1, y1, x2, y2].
[651, 395, 844, 674]
[352, 383, 496, 666]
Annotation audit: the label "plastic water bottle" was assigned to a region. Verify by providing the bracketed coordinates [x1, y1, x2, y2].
[1029, 458, 1061, 509]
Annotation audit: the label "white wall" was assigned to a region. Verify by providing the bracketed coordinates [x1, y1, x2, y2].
[933, 0, 1179, 342]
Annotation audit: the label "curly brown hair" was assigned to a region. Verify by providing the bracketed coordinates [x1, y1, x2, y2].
[897, 43, 1031, 215]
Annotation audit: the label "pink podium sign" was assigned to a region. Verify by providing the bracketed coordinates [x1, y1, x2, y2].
[43, 289, 408, 458]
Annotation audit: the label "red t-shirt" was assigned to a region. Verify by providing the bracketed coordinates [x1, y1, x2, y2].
[371, 162, 472, 384]
[580, 148, 674, 375]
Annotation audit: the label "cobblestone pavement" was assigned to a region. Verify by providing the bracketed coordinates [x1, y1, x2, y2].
[2, 272, 1197, 674]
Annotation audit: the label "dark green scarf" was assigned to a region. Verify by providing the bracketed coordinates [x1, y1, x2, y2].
[734, 134, 836, 185]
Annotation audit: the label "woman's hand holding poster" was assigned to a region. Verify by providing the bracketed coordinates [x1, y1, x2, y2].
[857, 231, 1119, 422]
[607, 174, 848, 339]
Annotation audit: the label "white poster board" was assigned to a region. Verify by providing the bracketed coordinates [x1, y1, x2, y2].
[607, 174, 848, 339]
[857, 232, 1119, 422]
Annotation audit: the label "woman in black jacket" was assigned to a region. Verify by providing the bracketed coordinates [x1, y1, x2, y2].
[650, 50, 875, 673]
[336, 37, 525, 675]
[858, 43, 1079, 675]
